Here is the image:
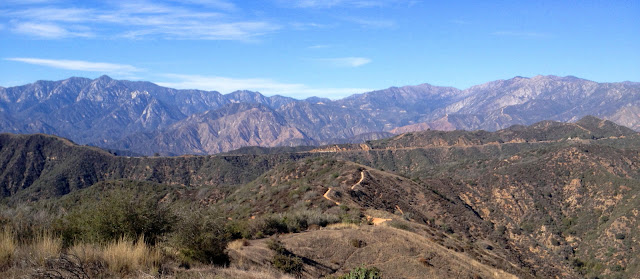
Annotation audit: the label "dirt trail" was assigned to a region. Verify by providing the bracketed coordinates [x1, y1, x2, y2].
[322, 188, 341, 205]
[310, 139, 563, 154]
[367, 216, 392, 225]
[351, 171, 365, 190]
[323, 171, 365, 205]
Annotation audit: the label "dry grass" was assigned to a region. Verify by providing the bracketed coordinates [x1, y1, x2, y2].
[228, 239, 250, 250]
[29, 232, 62, 265]
[102, 236, 161, 275]
[325, 222, 359, 230]
[176, 266, 296, 279]
[212, 266, 297, 279]
[0, 228, 16, 268]
[0, 230, 170, 277]
[69, 242, 104, 265]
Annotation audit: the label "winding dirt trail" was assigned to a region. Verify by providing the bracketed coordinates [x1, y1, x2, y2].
[322, 171, 392, 226]
[322, 188, 341, 205]
[351, 171, 365, 190]
[323, 171, 365, 205]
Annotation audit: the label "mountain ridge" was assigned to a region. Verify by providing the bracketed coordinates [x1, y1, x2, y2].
[1, 75, 639, 155]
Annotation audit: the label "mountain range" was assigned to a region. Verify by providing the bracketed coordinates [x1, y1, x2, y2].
[1, 75, 638, 155]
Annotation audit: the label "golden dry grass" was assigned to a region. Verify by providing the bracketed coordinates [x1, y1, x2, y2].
[102, 236, 161, 275]
[228, 239, 250, 250]
[69, 242, 104, 265]
[0, 228, 16, 268]
[29, 231, 62, 265]
[325, 222, 359, 230]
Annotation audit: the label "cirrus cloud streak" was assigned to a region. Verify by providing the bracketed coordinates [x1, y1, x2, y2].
[5, 57, 141, 74]
[315, 57, 372, 67]
[2, 1, 279, 40]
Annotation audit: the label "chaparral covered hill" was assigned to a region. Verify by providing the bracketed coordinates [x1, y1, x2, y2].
[0, 116, 639, 278]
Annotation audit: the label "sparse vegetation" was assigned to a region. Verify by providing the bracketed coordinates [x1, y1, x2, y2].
[1, 118, 640, 278]
[332, 266, 382, 279]
[267, 239, 303, 275]
[350, 238, 366, 248]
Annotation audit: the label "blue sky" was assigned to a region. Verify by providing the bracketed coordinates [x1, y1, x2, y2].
[1, 0, 638, 99]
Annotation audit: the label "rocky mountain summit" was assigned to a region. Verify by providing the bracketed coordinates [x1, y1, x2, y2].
[1, 75, 638, 155]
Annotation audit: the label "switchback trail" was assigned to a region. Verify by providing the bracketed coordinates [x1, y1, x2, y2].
[323, 171, 365, 205]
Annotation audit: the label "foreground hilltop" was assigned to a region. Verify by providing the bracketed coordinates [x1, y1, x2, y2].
[0, 117, 639, 278]
[1, 75, 638, 155]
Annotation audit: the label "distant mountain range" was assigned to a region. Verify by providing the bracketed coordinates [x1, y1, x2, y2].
[1, 75, 638, 155]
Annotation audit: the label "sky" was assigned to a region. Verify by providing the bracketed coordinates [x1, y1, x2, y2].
[1, 0, 638, 99]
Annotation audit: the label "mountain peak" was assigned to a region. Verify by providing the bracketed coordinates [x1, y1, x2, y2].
[96, 75, 113, 81]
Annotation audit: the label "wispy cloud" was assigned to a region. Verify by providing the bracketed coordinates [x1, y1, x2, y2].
[0, 0, 59, 5]
[157, 74, 371, 99]
[2, 1, 279, 40]
[121, 21, 279, 41]
[290, 22, 333, 30]
[167, 0, 236, 11]
[316, 57, 372, 67]
[492, 31, 550, 38]
[12, 22, 93, 38]
[342, 17, 395, 28]
[9, 7, 94, 22]
[5, 57, 141, 74]
[285, 0, 393, 8]
[308, 44, 332, 49]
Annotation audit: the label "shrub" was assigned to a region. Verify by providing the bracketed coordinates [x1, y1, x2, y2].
[267, 239, 303, 275]
[389, 221, 413, 232]
[272, 253, 303, 275]
[615, 233, 625, 240]
[59, 189, 175, 245]
[350, 239, 366, 248]
[170, 210, 230, 265]
[244, 210, 341, 239]
[336, 266, 382, 279]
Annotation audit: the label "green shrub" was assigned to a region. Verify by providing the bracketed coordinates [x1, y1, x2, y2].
[272, 253, 303, 275]
[389, 221, 413, 232]
[267, 239, 303, 275]
[336, 266, 382, 279]
[244, 210, 340, 239]
[57, 189, 175, 246]
[266, 238, 287, 254]
[170, 210, 230, 265]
